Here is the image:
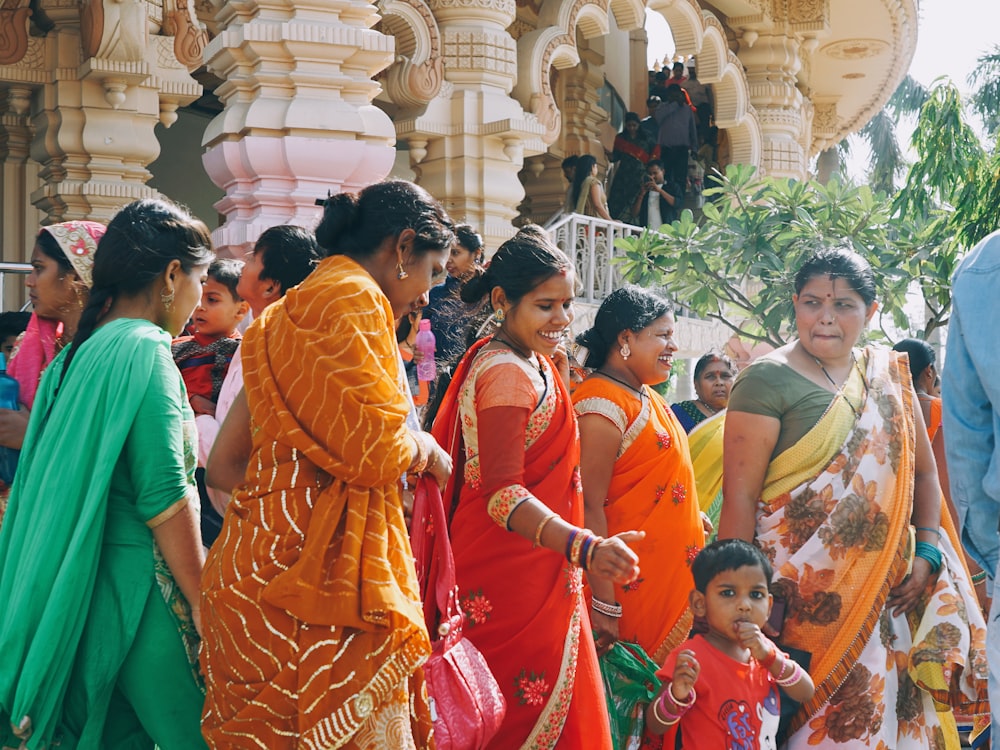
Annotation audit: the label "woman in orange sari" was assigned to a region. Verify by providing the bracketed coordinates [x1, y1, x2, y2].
[200, 181, 455, 749]
[573, 286, 704, 663]
[432, 226, 642, 749]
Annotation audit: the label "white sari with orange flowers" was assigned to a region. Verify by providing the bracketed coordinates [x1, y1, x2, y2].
[750, 347, 988, 748]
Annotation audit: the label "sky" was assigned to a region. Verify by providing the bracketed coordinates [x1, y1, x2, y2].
[645, 0, 1000, 178]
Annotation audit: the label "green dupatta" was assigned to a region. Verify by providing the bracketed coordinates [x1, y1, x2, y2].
[0, 319, 177, 749]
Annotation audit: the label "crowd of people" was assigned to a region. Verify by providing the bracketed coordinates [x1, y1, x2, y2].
[0, 180, 993, 750]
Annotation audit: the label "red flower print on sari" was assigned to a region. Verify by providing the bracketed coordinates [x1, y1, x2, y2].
[460, 589, 493, 627]
[655, 432, 672, 450]
[514, 669, 550, 706]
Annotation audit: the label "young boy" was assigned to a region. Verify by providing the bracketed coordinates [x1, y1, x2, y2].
[647, 539, 815, 748]
[171, 258, 249, 416]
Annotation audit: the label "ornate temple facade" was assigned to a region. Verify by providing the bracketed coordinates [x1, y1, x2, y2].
[1, 0, 917, 261]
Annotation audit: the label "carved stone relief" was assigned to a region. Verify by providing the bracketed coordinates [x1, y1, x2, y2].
[0, 1, 33, 66]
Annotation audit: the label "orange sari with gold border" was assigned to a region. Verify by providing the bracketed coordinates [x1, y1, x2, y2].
[572, 377, 703, 662]
[432, 340, 612, 749]
[200, 256, 432, 750]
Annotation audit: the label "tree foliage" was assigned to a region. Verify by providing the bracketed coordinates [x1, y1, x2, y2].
[968, 44, 1000, 139]
[614, 79, 998, 349]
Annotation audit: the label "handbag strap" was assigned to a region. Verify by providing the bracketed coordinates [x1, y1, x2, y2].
[415, 475, 464, 642]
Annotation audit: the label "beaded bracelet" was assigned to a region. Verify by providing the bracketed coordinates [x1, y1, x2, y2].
[972, 571, 988, 584]
[533, 512, 557, 548]
[591, 597, 623, 618]
[776, 661, 805, 687]
[914, 540, 943, 574]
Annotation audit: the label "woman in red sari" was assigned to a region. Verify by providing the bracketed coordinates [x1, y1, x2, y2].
[432, 226, 642, 749]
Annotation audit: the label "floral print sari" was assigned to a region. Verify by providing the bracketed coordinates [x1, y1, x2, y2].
[755, 347, 988, 748]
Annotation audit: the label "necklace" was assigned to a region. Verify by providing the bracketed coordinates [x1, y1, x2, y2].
[696, 398, 718, 414]
[812, 351, 867, 420]
[597, 369, 646, 399]
[493, 334, 545, 380]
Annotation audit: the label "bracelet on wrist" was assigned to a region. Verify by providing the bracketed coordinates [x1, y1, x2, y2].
[534, 512, 558, 548]
[666, 683, 696, 710]
[585, 536, 601, 570]
[758, 644, 778, 670]
[591, 597, 623, 618]
[972, 570, 988, 584]
[914, 540, 943, 574]
[914, 525, 940, 537]
[776, 661, 805, 687]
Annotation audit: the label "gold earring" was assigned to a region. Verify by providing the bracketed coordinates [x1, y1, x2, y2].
[396, 262, 409, 280]
[160, 286, 175, 312]
[620, 343, 630, 360]
[494, 308, 505, 323]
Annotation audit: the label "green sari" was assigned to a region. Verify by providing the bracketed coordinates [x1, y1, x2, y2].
[0, 319, 204, 750]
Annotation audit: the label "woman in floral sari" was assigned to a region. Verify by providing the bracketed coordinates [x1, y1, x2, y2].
[719, 246, 989, 748]
[432, 226, 642, 748]
[200, 181, 455, 750]
[573, 286, 703, 662]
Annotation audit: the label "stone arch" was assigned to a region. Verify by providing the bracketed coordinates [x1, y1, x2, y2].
[648, 0, 703, 57]
[376, 0, 443, 110]
[727, 108, 762, 168]
[514, 0, 643, 144]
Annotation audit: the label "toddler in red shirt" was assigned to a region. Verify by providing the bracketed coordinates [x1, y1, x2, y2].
[647, 539, 815, 749]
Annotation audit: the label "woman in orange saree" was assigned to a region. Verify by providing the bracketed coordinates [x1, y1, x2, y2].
[720, 247, 989, 748]
[432, 227, 642, 749]
[573, 287, 704, 663]
[200, 181, 456, 750]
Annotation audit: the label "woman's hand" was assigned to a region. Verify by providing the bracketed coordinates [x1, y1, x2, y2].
[888, 556, 934, 616]
[589, 530, 644, 584]
[551, 339, 572, 390]
[424, 440, 453, 490]
[0, 407, 29, 450]
[189, 394, 217, 417]
[590, 609, 620, 657]
[700, 511, 714, 538]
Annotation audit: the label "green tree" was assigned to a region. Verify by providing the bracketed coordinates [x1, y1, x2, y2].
[969, 43, 1000, 139]
[615, 79, 998, 348]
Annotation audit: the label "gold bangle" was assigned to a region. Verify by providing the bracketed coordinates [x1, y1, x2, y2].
[569, 530, 587, 567]
[534, 512, 558, 548]
[410, 432, 429, 474]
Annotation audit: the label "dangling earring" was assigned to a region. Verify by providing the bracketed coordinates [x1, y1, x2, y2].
[161, 286, 175, 312]
[620, 343, 631, 360]
[396, 262, 409, 281]
[494, 307, 505, 324]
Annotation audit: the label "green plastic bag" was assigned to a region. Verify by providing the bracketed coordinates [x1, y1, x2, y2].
[599, 642, 662, 750]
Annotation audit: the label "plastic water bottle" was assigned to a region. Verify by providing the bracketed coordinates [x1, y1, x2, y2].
[415, 319, 436, 383]
[0, 353, 21, 485]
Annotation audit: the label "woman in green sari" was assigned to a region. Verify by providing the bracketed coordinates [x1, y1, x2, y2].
[0, 198, 214, 750]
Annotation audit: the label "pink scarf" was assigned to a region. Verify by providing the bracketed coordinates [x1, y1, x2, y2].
[8, 221, 104, 408]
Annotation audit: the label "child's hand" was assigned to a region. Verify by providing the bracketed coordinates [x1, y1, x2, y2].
[670, 649, 700, 701]
[735, 621, 771, 662]
[190, 394, 217, 417]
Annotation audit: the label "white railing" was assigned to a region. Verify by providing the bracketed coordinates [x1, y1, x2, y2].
[545, 213, 644, 304]
[0, 263, 31, 312]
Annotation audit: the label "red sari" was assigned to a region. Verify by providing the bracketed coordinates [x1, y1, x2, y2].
[432, 339, 612, 749]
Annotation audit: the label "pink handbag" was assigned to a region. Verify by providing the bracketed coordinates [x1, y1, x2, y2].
[411, 476, 506, 750]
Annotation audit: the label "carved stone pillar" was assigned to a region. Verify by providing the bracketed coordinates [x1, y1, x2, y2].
[737, 34, 806, 179]
[0, 85, 39, 263]
[24, 0, 203, 223]
[202, 0, 396, 255]
[394, 0, 544, 250]
[561, 39, 608, 163]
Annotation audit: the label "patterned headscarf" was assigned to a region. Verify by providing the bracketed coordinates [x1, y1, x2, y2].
[8, 221, 106, 408]
[37, 220, 104, 288]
